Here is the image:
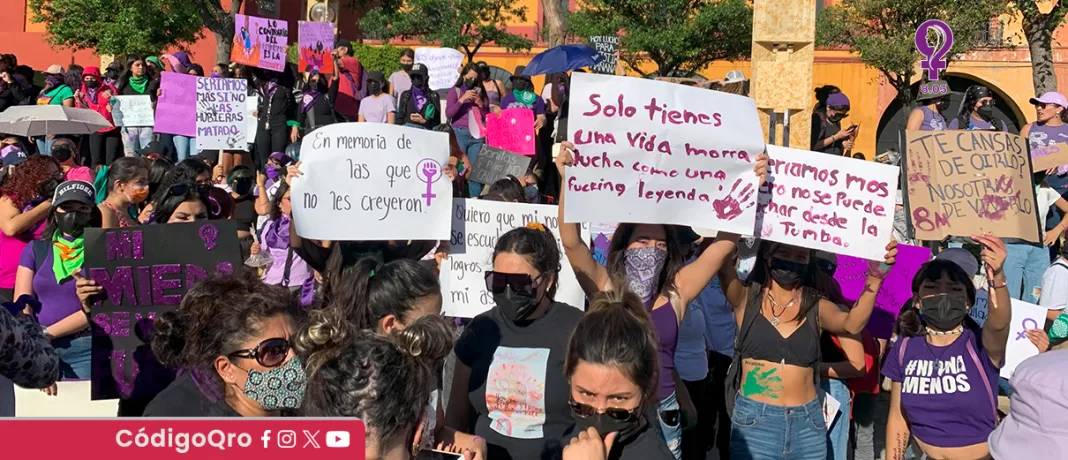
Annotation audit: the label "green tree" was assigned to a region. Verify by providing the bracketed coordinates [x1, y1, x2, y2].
[360, 0, 534, 63]
[29, 0, 204, 57]
[568, 0, 753, 77]
[190, 0, 244, 65]
[817, 0, 1010, 105]
[1013, 0, 1068, 94]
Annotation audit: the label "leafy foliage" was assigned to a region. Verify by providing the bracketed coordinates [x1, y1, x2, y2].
[568, 0, 752, 77]
[817, 0, 1010, 104]
[29, 0, 204, 56]
[360, 0, 534, 62]
[289, 42, 407, 74]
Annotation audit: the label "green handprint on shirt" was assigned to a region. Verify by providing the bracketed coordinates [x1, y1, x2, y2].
[742, 366, 784, 399]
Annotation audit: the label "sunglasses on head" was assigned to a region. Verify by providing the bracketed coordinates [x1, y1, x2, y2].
[485, 271, 541, 296]
[164, 183, 212, 199]
[227, 337, 291, 368]
[568, 399, 640, 422]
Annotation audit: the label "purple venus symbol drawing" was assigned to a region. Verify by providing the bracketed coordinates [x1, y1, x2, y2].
[417, 158, 443, 206]
[1016, 318, 1039, 340]
[199, 223, 219, 250]
[915, 19, 953, 81]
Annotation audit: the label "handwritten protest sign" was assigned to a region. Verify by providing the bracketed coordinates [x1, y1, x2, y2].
[1030, 141, 1068, 172]
[469, 145, 532, 185]
[833, 244, 932, 339]
[758, 146, 899, 260]
[415, 48, 464, 91]
[1001, 299, 1047, 379]
[153, 72, 196, 137]
[905, 130, 1040, 242]
[442, 199, 589, 317]
[292, 123, 451, 241]
[87, 222, 241, 400]
[588, 36, 618, 75]
[196, 78, 248, 150]
[231, 14, 289, 71]
[486, 108, 536, 156]
[298, 21, 334, 74]
[563, 73, 764, 233]
[110, 96, 154, 127]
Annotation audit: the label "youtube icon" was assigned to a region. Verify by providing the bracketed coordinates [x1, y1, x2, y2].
[326, 431, 350, 448]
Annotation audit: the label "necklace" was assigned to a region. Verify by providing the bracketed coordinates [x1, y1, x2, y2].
[764, 291, 796, 326]
[926, 325, 964, 336]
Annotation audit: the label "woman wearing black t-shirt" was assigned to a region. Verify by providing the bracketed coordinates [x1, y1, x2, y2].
[446, 223, 584, 460]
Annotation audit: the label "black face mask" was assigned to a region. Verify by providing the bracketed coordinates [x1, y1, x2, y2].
[84, 80, 99, 88]
[56, 211, 92, 237]
[513, 80, 530, 92]
[400, 63, 413, 73]
[572, 409, 644, 445]
[919, 294, 969, 331]
[39, 178, 61, 199]
[977, 103, 994, 119]
[411, 75, 425, 88]
[369, 81, 382, 95]
[52, 146, 73, 163]
[828, 113, 844, 123]
[232, 179, 253, 196]
[464, 78, 477, 89]
[768, 257, 806, 286]
[494, 286, 541, 323]
[936, 98, 951, 112]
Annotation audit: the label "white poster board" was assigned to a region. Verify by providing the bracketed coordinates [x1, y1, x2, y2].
[414, 48, 464, 91]
[564, 73, 764, 234]
[441, 199, 590, 317]
[110, 95, 154, 127]
[757, 146, 899, 261]
[292, 123, 452, 241]
[1000, 298, 1048, 379]
[195, 78, 248, 150]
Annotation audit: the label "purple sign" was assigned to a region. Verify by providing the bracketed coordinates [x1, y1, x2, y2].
[154, 72, 197, 137]
[232, 14, 289, 72]
[915, 19, 954, 82]
[833, 244, 932, 339]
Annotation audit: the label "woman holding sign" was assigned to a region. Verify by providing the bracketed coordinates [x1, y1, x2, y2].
[715, 240, 897, 460]
[883, 235, 1013, 460]
[556, 143, 770, 459]
[447, 63, 489, 197]
[115, 56, 159, 156]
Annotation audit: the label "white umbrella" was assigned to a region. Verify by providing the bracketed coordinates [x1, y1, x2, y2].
[0, 105, 113, 137]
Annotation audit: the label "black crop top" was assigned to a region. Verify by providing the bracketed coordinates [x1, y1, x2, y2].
[737, 285, 821, 368]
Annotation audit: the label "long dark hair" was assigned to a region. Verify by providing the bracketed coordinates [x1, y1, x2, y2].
[150, 181, 210, 224]
[151, 159, 210, 204]
[606, 224, 686, 302]
[896, 260, 980, 337]
[494, 226, 562, 299]
[147, 157, 173, 202]
[106, 157, 149, 194]
[268, 181, 290, 222]
[748, 242, 821, 322]
[116, 56, 147, 93]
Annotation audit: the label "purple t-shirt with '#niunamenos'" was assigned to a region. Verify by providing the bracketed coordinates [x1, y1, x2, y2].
[19, 237, 83, 328]
[881, 328, 1000, 448]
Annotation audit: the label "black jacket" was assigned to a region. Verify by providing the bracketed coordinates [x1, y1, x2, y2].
[395, 89, 441, 129]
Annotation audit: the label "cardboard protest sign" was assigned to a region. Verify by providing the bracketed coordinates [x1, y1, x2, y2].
[564, 73, 764, 234]
[297, 21, 335, 74]
[154, 72, 196, 137]
[110, 95, 154, 127]
[196, 78, 248, 150]
[231, 14, 289, 72]
[292, 123, 452, 241]
[1000, 299, 1047, 379]
[833, 244, 932, 339]
[486, 108, 536, 156]
[414, 48, 464, 91]
[441, 199, 589, 317]
[904, 130, 1040, 242]
[469, 145, 532, 185]
[1030, 141, 1068, 172]
[758, 146, 899, 260]
[87, 221, 241, 400]
[588, 36, 618, 75]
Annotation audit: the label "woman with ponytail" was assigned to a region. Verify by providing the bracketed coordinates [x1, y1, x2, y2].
[561, 290, 674, 460]
[949, 85, 1007, 131]
[446, 223, 584, 460]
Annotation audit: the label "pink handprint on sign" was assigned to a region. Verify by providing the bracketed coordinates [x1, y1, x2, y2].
[712, 179, 756, 221]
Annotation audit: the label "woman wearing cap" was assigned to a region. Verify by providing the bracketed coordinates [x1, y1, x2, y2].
[949, 85, 1007, 131]
[36, 64, 74, 108]
[477, 61, 505, 114]
[0, 156, 62, 303]
[14, 180, 102, 386]
[447, 63, 489, 196]
[297, 71, 335, 135]
[389, 48, 415, 99]
[75, 66, 122, 168]
[1023, 92, 1068, 243]
[115, 56, 160, 156]
[358, 72, 397, 124]
[395, 63, 440, 131]
[811, 92, 855, 156]
[501, 67, 547, 132]
[906, 80, 950, 131]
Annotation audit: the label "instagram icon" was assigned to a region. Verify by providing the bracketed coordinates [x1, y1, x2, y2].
[277, 430, 297, 449]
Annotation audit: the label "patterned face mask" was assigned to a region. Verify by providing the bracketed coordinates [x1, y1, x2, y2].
[624, 247, 668, 305]
[242, 356, 307, 411]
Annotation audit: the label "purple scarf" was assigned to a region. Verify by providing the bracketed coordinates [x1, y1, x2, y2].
[412, 85, 428, 111]
[301, 90, 322, 113]
[264, 215, 290, 249]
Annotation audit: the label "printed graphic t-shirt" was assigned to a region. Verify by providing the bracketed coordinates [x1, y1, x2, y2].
[881, 328, 1000, 448]
[455, 301, 583, 460]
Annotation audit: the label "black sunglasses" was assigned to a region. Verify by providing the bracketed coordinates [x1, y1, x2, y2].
[485, 271, 541, 297]
[164, 182, 212, 199]
[568, 399, 640, 422]
[227, 337, 291, 368]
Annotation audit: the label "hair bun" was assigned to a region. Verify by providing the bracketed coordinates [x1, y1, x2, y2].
[391, 316, 453, 363]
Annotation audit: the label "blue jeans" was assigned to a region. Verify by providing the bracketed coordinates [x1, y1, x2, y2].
[121, 127, 154, 155]
[730, 393, 826, 460]
[454, 127, 484, 196]
[53, 333, 91, 380]
[657, 391, 682, 459]
[820, 379, 850, 460]
[1004, 243, 1046, 303]
[172, 135, 196, 161]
